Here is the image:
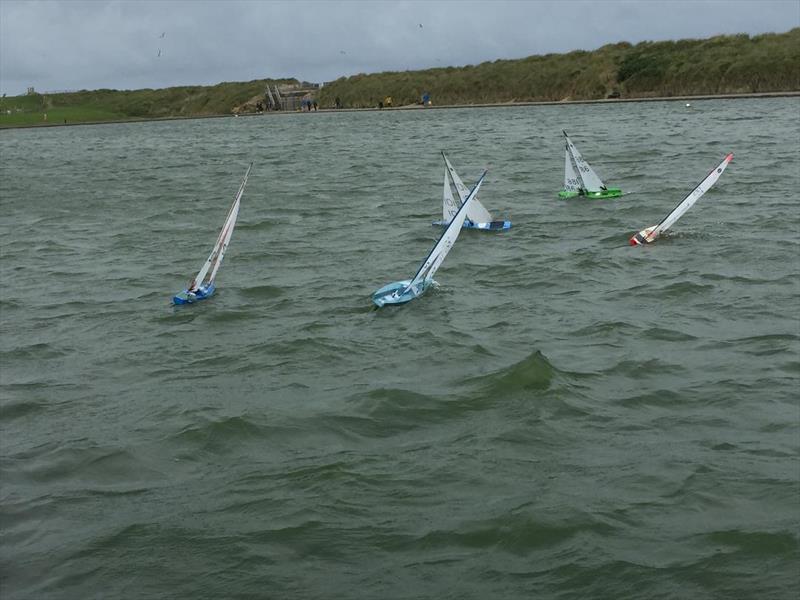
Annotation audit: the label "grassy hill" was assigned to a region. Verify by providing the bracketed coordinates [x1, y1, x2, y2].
[0, 78, 299, 127]
[319, 29, 800, 108]
[1, 28, 798, 127]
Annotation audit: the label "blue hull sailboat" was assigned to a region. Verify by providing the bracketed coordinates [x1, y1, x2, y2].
[433, 152, 510, 231]
[373, 170, 487, 307]
[172, 162, 252, 304]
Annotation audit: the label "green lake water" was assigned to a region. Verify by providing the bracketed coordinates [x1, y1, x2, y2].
[1, 98, 798, 599]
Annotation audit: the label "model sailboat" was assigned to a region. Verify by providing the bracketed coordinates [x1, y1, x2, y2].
[172, 162, 252, 304]
[434, 152, 510, 230]
[373, 171, 487, 307]
[559, 131, 622, 199]
[630, 153, 732, 245]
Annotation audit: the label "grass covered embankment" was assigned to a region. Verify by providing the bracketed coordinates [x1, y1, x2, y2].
[0, 78, 299, 128]
[319, 29, 800, 107]
[1, 28, 798, 128]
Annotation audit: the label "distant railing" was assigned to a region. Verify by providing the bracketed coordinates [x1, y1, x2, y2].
[263, 84, 319, 111]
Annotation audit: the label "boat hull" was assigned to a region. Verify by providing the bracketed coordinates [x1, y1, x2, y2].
[432, 219, 511, 230]
[629, 226, 658, 246]
[372, 280, 426, 307]
[559, 188, 622, 199]
[172, 283, 215, 305]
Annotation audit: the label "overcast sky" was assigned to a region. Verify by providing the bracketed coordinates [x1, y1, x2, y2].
[1, 0, 798, 96]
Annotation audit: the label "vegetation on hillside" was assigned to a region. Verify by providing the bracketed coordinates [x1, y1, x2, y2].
[319, 29, 800, 107]
[1, 29, 797, 127]
[0, 78, 298, 127]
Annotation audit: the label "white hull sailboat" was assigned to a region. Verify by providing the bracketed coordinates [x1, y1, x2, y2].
[172, 162, 252, 304]
[630, 153, 733, 245]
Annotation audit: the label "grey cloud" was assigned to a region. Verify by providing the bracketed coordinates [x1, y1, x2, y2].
[1, 0, 797, 95]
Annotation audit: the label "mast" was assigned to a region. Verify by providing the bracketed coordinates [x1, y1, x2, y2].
[563, 143, 581, 194]
[442, 165, 458, 222]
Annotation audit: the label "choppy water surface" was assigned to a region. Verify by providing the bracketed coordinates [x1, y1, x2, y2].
[1, 98, 798, 599]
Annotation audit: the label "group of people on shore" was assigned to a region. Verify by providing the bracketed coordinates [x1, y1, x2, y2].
[307, 92, 430, 111]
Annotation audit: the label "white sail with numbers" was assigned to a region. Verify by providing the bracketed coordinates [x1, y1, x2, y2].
[442, 152, 493, 224]
[564, 131, 606, 192]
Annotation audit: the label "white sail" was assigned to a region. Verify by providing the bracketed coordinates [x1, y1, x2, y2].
[563, 147, 581, 193]
[442, 152, 493, 224]
[407, 171, 487, 293]
[207, 201, 240, 284]
[442, 165, 459, 222]
[654, 153, 733, 236]
[189, 162, 252, 290]
[564, 132, 606, 192]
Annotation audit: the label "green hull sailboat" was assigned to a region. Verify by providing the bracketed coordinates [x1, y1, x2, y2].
[558, 131, 623, 199]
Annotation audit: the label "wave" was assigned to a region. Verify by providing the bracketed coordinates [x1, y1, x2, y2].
[174, 413, 264, 440]
[572, 320, 643, 338]
[702, 333, 800, 357]
[626, 280, 714, 297]
[0, 399, 47, 421]
[404, 511, 616, 554]
[239, 284, 285, 300]
[700, 272, 799, 285]
[4, 444, 164, 487]
[464, 351, 562, 397]
[0, 342, 71, 361]
[730, 333, 799, 357]
[615, 388, 685, 408]
[609, 357, 683, 377]
[640, 326, 698, 342]
[704, 529, 799, 555]
[236, 219, 278, 232]
[341, 388, 461, 436]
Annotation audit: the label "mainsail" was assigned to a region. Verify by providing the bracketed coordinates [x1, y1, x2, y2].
[564, 131, 606, 192]
[407, 170, 487, 294]
[563, 147, 581, 194]
[653, 153, 733, 237]
[188, 162, 252, 290]
[442, 165, 459, 223]
[442, 152, 493, 224]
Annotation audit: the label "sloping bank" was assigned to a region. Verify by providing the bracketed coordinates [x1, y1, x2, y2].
[318, 29, 800, 108]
